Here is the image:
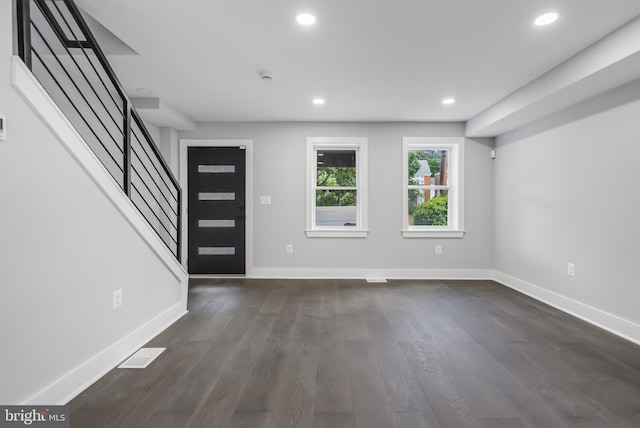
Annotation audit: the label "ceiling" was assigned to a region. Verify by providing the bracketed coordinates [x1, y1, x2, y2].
[76, 0, 640, 128]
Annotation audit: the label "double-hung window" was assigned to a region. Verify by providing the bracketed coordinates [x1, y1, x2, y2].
[306, 137, 368, 238]
[402, 137, 464, 238]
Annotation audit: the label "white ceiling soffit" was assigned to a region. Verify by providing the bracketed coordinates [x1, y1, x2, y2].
[131, 97, 197, 131]
[76, 0, 640, 134]
[466, 15, 640, 137]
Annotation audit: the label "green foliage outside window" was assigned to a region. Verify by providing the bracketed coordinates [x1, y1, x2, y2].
[317, 167, 356, 187]
[316, 167, 356, 206]
[413, 194, 448, 226]
[316, 190, 357, 206]
[409, 150, 442, 179]
[427, 157, 441, 176]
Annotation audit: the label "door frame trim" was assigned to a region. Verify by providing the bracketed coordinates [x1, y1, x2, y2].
[179, 139, 254, 277]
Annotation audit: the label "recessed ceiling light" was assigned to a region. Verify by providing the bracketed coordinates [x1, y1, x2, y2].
[442, 98, 455, 105]
[534, 12, 559, 26]
[296, 13, 316, 26]
[136, 87, 153, 95]
[313, 98, 325, 105]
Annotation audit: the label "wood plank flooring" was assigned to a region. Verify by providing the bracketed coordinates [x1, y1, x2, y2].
[68, 279, 640, 427]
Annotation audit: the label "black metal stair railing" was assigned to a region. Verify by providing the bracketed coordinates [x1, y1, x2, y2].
[15, 0, 181, 261]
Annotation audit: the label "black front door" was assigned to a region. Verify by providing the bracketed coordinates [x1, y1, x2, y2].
[188, 147, 246, 274]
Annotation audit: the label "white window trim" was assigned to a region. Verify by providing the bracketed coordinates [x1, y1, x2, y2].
[402, 137, 465, 238]
[306, 137, 369, 238]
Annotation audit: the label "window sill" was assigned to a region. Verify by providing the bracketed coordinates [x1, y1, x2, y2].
[401, 229, 465, 238]
[306, 229, 369, 238]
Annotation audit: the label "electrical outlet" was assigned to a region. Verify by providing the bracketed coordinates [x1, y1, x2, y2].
[567, 263, 575, 277]
[113, 289, 123, 309]
[286, 244, 293, 253]
[435, 245, 442, 255]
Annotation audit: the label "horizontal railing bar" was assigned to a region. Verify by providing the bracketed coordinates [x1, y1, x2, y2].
[129, 145, 178, 214]
[32, 47, 125, 179]
[129, 194, 178, 253]
[131, 186, 179, 240]
[131, 184, 179, 239]
[130, 146, 179, 217]
[130, 156, 179, 226]
[31, 22, 124, 156]
[130, 129, 179, 204]
[131, 183, 179, 245]
[61, 40, 93, 49]
[131, 111, 181, 193]
[48, 0, 125, 118]
[84, 54, 125, 117]
[130, 128, 179, 204]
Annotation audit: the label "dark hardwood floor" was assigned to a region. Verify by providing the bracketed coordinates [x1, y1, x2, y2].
[68, 279, 640, 427]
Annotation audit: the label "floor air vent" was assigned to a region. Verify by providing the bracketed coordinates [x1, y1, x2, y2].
[366, 278, 387, 283]
[118, 347, 166, 369]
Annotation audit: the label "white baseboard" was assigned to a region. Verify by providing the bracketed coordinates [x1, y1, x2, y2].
[493, 271, 640, 346]
[250, 268, 494, 280]
[21, 304, 188, 405]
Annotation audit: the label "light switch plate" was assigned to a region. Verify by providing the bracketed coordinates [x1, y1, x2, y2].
[260, 196, 272, 205]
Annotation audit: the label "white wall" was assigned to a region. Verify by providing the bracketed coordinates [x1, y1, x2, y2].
[494, 80, 640, 341]
[181, 122, 495, 277]
[144, 121, 160, 147]
[0, 1, 186, 404]
[159, 126, 179, 176]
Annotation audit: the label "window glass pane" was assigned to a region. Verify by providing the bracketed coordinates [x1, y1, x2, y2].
[198, 247, 236, 255]
[198, 219, 236, 228]
[317, 150, 356, 187]
[198, 192, 235, 201]
[408, 190, 448, 226]
[315, 190, 357, 227]
[408, 149, 449, 186]
[198, 165, 235, 173]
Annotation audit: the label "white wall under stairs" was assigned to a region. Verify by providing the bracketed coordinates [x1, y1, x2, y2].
[0, 1, 188, 404]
